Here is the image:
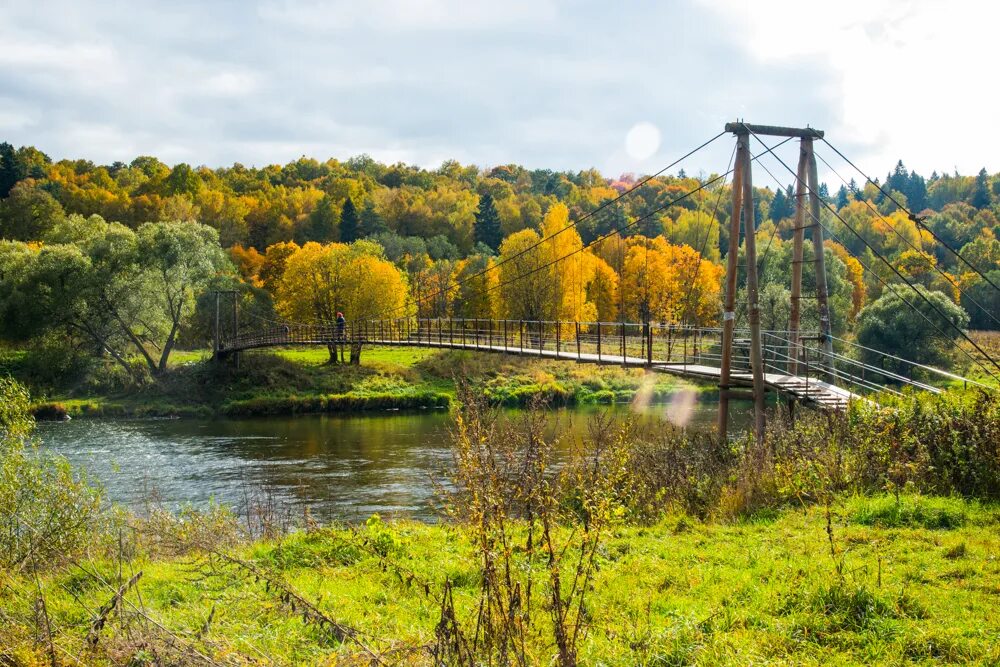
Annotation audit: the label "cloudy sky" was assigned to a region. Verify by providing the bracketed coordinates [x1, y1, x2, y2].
[0, 0, 994, 185]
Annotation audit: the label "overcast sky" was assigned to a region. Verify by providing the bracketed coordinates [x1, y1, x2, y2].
[0, 0, 994, 186]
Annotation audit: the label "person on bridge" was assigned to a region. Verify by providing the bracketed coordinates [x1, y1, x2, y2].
[336, 312, 346, 341]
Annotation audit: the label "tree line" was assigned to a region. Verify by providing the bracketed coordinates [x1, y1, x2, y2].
[0, 142, 996, 379]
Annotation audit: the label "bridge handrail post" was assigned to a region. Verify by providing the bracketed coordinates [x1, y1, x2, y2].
[620, 322, 626, 364]
[683, 325, 688, 366]
[488, 319, 493, 348]
[503, 320, 508, 352]
[646, 322, 653, 366]
[597, 323, 602, 362]
[538, 321, 544, 356]
[575, 322, 581, 360]
[475, 319, 480, 348]
[556, 321, 561, 355]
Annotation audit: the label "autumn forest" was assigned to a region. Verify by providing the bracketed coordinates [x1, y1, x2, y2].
[1, 141, 999, 378]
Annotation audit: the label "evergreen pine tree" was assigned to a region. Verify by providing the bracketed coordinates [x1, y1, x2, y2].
[473, 193, 502, 252]
[836, 185, 849, 210]
[768, 187, 790, 221]
[0, 142, 25, 198]
[906, 171, 928, 211]
[971, 168, 991, 209]
[339, 197, 359, 242]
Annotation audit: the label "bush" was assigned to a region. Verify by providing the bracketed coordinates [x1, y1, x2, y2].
[856, 287, 969, 374]
[0, 377, 105, 570]
[31, 402, 69, 421]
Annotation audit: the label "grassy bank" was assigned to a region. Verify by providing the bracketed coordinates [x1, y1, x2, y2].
[14, 346, 705, 419]
[3, 376, 1000, 664]
[3, 497, 998, 665]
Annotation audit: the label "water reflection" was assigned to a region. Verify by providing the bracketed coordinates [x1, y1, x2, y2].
[35, 400, 748, 523]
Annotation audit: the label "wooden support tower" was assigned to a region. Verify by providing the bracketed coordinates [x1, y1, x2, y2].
[719, 121, 829, 441]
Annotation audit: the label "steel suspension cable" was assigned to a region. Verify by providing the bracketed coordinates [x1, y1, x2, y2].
[370, 130, 729, 320]
[814, 149, 1000, 329]
[746, 130, 1000, 379]
[820, 137, 1000, 296]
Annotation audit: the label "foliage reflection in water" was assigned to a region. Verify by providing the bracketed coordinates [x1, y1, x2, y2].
[35, 396, 748, 523]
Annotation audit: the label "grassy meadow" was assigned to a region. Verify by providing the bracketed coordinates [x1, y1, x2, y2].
[9, 345, 703, 419]
[3, 497, 999, 665]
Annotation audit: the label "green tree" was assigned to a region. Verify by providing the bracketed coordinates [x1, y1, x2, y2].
[0, 217, 227, 378]
[961, 269, 1000, 330]
[0, 143, 25, 198]
[359, 199, 388, 237]
[163, 163, 202, 197]
[340, 197, 359, 242]
[473, 193, 502, 252]
[0, 182, 65, 240]
[856, 287, 969, 372]
[136, 221, 229, 372]
[768, 185, 792, 221]
[302, 194, 338, 243]
[970, 168, 991, 209]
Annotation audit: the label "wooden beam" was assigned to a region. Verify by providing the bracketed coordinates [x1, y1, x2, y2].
[740, 137, 768, 442]
[804, 138, 835, 376]
[718, 135, 745, 438]
[725, 122, 824, 139]
[788, 141, 810, 377]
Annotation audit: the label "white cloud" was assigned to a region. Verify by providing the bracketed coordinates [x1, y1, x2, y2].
[258, 0, 558, 32]
[700, 0, 1000, 179]
[0, 0, 989, 182]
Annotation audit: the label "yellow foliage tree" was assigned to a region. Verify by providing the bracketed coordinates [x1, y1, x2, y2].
[826, 241, 866, 318]
[585, 252, 618, 322]
[275, 241, 410, 362]
[620, 237, 722, 326]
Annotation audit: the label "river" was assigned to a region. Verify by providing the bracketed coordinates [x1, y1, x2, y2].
[35, 395, 749, 523]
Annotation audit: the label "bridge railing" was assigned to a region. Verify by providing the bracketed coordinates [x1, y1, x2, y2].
[220, 317, 983, 401]
[356, 317, 732, 366]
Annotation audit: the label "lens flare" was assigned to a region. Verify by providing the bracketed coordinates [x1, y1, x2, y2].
[625, 121, 661, 160]
[664, 388, 698, 428]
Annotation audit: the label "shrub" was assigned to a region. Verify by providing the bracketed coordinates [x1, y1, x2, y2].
[0, 378, 104, 570]
[31, 402, 69, 421]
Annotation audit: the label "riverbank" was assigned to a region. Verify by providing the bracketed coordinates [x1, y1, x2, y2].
[4, 496, 998, 665]
[5, 375, 1000, 664]
[18, 346, 709, 419]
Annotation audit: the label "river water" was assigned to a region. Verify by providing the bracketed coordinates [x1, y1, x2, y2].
[35, 396, 748, 523]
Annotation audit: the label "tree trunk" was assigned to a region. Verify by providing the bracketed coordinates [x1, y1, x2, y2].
[350, 341, 362, 365]
[157, 314, 181, 373]
[110, 309, 160, 376]
[326, 343, 339, 364]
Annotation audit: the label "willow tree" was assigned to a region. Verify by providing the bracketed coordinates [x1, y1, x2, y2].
[0, 216, 227, 378]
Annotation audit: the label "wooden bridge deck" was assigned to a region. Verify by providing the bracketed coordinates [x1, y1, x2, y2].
[353, 336, 859, 412]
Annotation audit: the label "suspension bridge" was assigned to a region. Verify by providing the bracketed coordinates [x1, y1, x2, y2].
[214, 121, 998, 438]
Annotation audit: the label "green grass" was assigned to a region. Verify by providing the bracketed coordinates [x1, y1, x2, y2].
[6, 498, 999, 665]
[846, 494, 982, 529]
[26, 345, 705, 419]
